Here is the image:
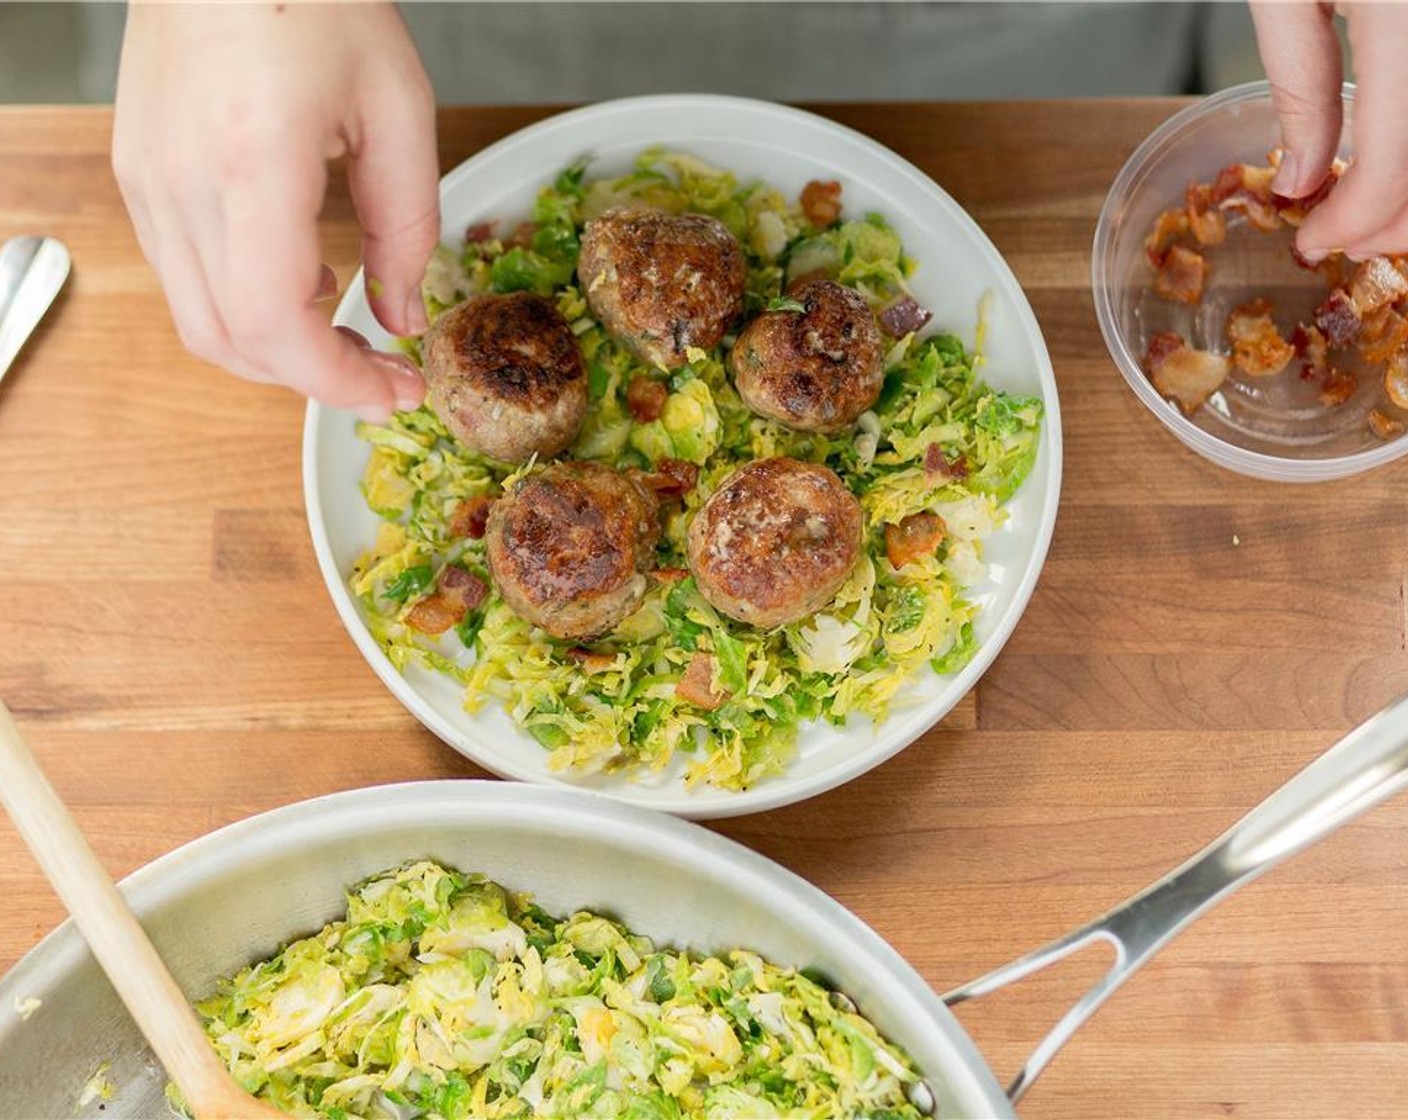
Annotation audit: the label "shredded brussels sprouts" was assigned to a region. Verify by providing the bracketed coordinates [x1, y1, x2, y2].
[352, 149, 1043, 790]
[179, 861, 925, 1120]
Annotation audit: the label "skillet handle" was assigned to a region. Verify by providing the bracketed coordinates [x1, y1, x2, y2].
[941, 690, 1408, 1103]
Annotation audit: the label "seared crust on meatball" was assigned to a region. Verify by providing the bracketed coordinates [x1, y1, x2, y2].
[687, 457, 862, 629]
[730, 280, 885, 433]
[486, 462, 660, 640]
[578, 208, 746, 370]
[422, 291, 587, 463]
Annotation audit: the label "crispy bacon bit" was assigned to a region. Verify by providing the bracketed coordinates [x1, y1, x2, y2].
[1142, 156, 1408, 419]
[1236, 162, 1278, 197]
[1293, 322, 1329, 372]
[1358, 306, 1408, 364]
[677, 653, 729, 710]
[878, 296, 933, 338]
[923, 442, 968, 481]
[659, 457, 699, 492]
[449, 495, 494, 540]
[1210, 164, 1245, 205]
[1213, 162, 1281, 232]
[1226, 298, 1294, 378]
[1145, 330, 1184, 368]
[405, 593, 465, 635]
[1319, 368, 1357, 407]
[465, 221, 496, 243]
[800, 179, 843, 228]
[1227, 193, 1282, 232]
[1184, 182, 1227, 247]
[1144, 331, 1231, 415]
[1154, 244, 1207, 304]
[626, 376, 668, 422]
[439, 566, 488, 611]
[1314, 288, 1362, 347]
[635, 457, 700, 501]
[505, 221, 537, 249]
[1350, 257, 1408, 316]
[1274, 160, 1343, 227]
[565, 647, 618, 674]
[1368, 408, 1405, 439]
[1186, 204, 1227, 248]
[656, 566, 690, 585]
[1385, 353, 1408, 409]
[1145, 206, 1189, 265]
[885, 512, 948, 570]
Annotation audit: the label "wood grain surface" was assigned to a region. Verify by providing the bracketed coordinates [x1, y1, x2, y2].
[2, 102, 1407, 1120]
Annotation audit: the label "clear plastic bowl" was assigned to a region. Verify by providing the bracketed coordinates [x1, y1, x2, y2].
[1093, 80, 1408, 481]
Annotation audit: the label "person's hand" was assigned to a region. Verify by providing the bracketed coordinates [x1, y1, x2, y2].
[113, 2, 438, 420]
[1252, 1, 1408, 261]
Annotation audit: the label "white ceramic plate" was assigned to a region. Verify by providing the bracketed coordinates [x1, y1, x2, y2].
[304, 95, 1061, 819]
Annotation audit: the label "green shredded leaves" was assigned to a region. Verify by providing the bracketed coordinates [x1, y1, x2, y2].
[351, 150, 1042, 791]
[381, 563, 434, 604]
[183, 861, 926, 1118]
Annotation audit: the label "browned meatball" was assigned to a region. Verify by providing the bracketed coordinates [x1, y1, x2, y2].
[421, 291, 587, 463]
[686, 457, 862, 629]
[578, 208, 746, 370]
[486, 462, 660, 640]
[730, 280, 886, 433]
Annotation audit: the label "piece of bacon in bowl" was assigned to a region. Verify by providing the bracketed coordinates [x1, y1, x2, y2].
[1145, 206, 1189, 265]
[1319, 367, 1358, 407]
[449, 495, 494, 540]
[1226, 299, 1294, 378]
[1385, 352, 1408, 410]
[439, 565, 489, 610]
[1292, 322, 1330, 379]
[1358, 306, 1408, 365]
[878, 296, 933, 338]
[800, 179, 842, 228]
[1368, 408, 1405, 440]
[625, 375, 668, 422]
[1349, 257, 1408, 317]
[1314, 288, 1362, 348]
[1144, 331, 1231, 415]
[1154, 244, 1207, 304]
[1184, 182, 1226, 247]
[1274, 161, 1343, 228]
[1213, 162, 1281, 232]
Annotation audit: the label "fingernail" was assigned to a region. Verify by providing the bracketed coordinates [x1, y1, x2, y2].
[404, 291, 429, 335]
[315, 264, 338, 302]
[1271, 150, 1301, 197]
[354, 402, 394, 424]
[336, 325, 371, 349]
[369, 350, 426, 411]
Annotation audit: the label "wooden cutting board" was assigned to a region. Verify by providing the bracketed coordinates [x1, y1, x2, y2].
[1, 101, 1406, 1120]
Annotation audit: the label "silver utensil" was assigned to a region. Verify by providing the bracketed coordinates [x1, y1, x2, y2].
[0, 236, 71, 387]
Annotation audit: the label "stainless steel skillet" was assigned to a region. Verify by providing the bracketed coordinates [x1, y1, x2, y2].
[1, 692, 1405, 1118]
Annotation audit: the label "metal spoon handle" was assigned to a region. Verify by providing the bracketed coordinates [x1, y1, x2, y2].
[0, 236, 71, 386]
[944, 690, 1408, 1102]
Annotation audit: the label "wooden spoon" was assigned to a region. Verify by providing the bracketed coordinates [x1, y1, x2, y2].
[0, 701, 286, 1119]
